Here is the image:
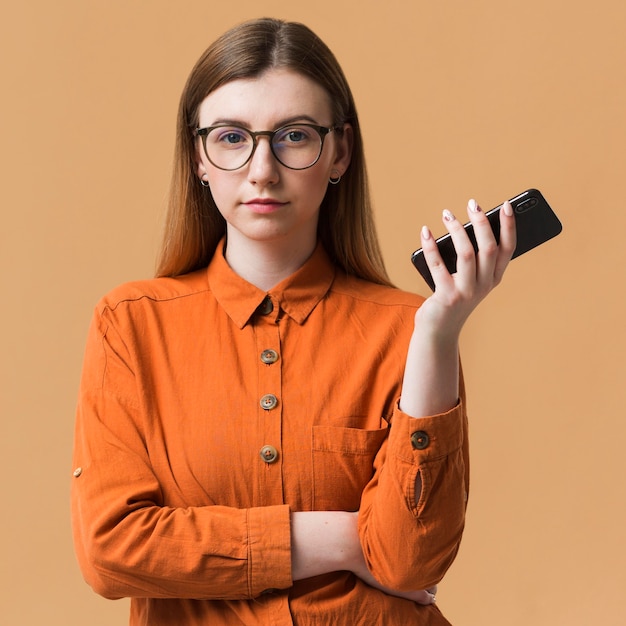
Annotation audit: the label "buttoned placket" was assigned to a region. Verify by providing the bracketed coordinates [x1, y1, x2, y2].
[251, 297, 294, 625]
[253, 295, 284, 507]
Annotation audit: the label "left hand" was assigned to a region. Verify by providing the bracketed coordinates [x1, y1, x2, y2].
[416, 198, 517, 339]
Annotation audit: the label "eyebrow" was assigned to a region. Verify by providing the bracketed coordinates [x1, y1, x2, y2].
[204, 114, 323, 129]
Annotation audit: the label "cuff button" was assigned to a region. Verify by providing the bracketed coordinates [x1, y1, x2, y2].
[411, 430, 430, 450]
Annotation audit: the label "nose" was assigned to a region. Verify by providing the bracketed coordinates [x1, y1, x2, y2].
[247, 135, 280, 185]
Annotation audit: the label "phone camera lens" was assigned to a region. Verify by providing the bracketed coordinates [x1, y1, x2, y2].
[515, 197, 538, 214]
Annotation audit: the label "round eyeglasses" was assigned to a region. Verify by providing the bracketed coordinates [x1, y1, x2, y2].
[195, 123, 339, 171]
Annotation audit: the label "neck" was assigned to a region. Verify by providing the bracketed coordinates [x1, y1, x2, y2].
[223, 230, 318, 291]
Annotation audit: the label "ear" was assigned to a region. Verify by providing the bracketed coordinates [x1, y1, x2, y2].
[331, 123, 353, 176]
[195, 140, 209, 181]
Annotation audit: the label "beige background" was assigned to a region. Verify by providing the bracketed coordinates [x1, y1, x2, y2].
[2, 0, 624, 624]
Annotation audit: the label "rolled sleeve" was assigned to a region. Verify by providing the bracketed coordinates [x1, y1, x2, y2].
[390, 400, 468, 516]
[358, 398, 469, 591]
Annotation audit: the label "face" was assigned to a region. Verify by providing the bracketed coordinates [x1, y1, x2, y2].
[195, 68, 352, 250]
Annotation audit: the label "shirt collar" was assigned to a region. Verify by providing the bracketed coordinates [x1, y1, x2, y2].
[206, 237, 336, 329]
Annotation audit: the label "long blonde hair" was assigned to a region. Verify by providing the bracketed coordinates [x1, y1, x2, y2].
[156, 18, 392, 286]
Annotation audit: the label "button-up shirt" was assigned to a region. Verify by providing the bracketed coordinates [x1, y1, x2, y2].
[71, 240, 468, 625]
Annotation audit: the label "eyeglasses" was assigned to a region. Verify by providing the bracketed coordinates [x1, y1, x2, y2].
[195, 123, 339, 171]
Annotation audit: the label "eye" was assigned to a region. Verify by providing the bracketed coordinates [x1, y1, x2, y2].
[275, 126, 316, 145]
[285, 129, 306, 143]
[210, 127, 250, 148]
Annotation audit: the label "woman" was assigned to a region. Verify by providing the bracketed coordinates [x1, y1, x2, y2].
[71, 17, 516, 625]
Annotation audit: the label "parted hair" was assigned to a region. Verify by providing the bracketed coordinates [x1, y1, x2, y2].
[156, 17, 392, 286]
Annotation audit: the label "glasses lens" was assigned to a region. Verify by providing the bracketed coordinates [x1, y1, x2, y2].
[204, 127, 254, 170]
[271, 125, 323, 169]
[203, 125, 326, 170]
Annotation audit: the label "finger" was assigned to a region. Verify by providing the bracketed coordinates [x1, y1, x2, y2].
[465, 198, 499, 285]
[413, 589, 437, 605]
[420, 224, 455, 291]
[426, 584, 438, 603]
[493, 200, 517, 282]
[440, 208, 477, 291]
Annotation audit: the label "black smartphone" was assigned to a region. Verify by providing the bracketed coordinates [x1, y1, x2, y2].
[410, 188, 562, 291]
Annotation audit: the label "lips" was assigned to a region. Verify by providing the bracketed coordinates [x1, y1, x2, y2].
[244, 198, 288, 213]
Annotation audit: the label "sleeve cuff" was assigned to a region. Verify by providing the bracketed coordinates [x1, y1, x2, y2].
[247, 504, 292, 596]
[389, 399, 465, 463]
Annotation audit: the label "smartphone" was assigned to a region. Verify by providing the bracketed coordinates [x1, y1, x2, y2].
[410, 188, 562, 290]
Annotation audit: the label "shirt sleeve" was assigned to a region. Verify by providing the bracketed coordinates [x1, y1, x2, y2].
[70, 308, 293, 600]
[357, 378, 469, 591]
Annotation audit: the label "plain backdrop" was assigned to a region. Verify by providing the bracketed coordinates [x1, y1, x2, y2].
[2, 1, 625, 624]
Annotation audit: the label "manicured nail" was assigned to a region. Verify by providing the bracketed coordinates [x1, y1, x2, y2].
[443, 209, 455, 222]
[468, 198, 481, 213]
[421, 225, 431, 240]
[502, 200, 513, 216]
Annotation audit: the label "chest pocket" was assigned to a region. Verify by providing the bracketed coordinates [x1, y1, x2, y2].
[311, 424, 389, 511]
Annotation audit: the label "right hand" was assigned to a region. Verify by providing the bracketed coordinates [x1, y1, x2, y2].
[350, 550, 437, 605]
[344, 513, 437, 605]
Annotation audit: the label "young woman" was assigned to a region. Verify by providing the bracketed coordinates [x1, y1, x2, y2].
[71, 17, 516, 626]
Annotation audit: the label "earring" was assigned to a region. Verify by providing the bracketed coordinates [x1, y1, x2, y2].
[329, 170, 342, 185]
[200, 178, 209, 187]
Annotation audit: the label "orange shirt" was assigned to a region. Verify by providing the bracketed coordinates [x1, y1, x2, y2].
[71, 240, 469, 625]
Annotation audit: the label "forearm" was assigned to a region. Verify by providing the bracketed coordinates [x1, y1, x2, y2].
[291, 511, 436, 604]
[73, 495, 292, 600]
[399, 316, 460, 419]
[291, 510, 357, 580]
[74, 398, 291, 600]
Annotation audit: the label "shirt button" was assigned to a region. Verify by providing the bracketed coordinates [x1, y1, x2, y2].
[257, 296, 274, 316]
[260, 445, 279, 464]
[260, 394, 278, 410]
[260, 349, 279, 364]
[73, 467, 83, 478]
[411, 430, 430, 450]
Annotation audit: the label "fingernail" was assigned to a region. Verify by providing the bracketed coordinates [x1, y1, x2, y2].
[468, 198, 481, 213]
[421, 225, 431, 240]
[443, 209, 455, 222]
[503, 200, 513, 216]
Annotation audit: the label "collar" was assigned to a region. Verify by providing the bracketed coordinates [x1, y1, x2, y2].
[206, 238, 336, 329]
